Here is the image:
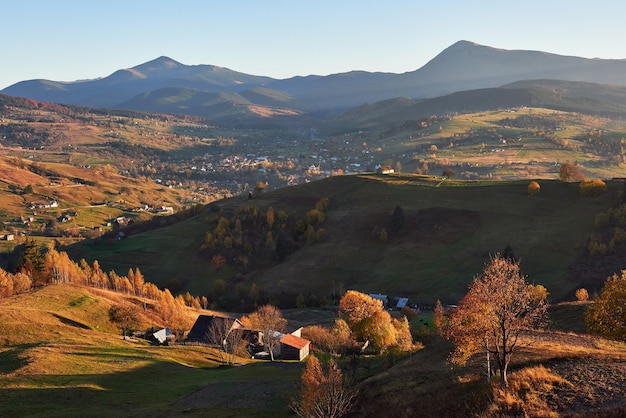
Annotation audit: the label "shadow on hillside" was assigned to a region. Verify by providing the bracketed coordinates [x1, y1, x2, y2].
[0, 343, 39, 374]
[2, 357, 304, 417]
[52, 313, 92, 330]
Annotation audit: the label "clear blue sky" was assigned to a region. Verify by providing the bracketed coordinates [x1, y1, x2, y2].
[2, 0, 625, 89]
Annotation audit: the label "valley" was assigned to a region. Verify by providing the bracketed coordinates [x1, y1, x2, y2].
[2, 40, 626, 417]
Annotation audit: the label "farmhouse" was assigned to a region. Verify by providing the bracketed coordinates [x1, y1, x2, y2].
[369, 293, 389, 308]
[186, 314, 243, 345]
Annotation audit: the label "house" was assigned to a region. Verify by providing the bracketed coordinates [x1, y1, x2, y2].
[186, 314, 243, 345]
[151, 328, 170, 344]
[280, 333, 310, 361]
[376, 165, 394, 174]
[394, 297, 410, 310]
[369, 293, 389, 308]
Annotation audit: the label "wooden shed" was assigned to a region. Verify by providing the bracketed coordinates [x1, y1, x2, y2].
[280, 333, 310, 361]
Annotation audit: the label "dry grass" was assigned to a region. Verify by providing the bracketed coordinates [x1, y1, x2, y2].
[487, 365, 572, 417]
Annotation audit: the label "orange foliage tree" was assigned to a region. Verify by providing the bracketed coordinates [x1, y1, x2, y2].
[527, 181, 540, 195]
[559, 162, 584, 182]
[290, 356, 356, 418]
[441, 255, 549, 387]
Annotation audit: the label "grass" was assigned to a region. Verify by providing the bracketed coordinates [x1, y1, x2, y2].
[2, 282, 626, 417]
[70, 174, 617, 308]
[0, 284, 303, 417]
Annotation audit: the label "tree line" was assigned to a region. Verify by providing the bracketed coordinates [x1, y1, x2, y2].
[1, 239, 203, 330]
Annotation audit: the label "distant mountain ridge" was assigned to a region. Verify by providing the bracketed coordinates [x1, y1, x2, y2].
[4, 41, 626, 124]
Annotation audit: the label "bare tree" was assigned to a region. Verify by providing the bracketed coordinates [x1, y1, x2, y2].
[207, 316, 246, 365]
[441, 255, 549, 387]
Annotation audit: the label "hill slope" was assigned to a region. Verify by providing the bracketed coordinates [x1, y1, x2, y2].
[69, 174, 620, 309]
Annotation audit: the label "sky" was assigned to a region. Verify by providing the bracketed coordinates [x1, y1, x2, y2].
[2, 0, 626, 90]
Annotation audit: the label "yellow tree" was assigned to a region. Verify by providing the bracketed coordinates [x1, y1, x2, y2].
[585, 271, 626, 341]
[338, 290, 410, 353]
[442, 255, 549, 387]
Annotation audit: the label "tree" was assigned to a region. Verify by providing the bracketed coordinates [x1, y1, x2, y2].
[579, 179, 607, 196]
[108, 303, 141, 338]
[290, 356, 357, 418]
[527, 181, 541, 195]
[442, 168, 455, 179]
[559, 162, 584, 182]
[208, 317, 245, 365]
[585, 271, 626, 341]
[245, 304, 286, 361]
[338, 290, 412, 353]
[441, 255, 549, 387]
[575, 288, 589, 302]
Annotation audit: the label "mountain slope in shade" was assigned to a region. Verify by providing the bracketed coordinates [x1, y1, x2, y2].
[4, 41, 626, 118]
[337, 80, 626, 129]
[118, 86, 302, 124]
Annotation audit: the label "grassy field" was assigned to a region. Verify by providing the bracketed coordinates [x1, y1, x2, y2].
[0, 285, 304, 417]
[1, 282, 626, 417]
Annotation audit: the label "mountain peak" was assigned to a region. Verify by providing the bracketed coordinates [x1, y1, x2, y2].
[132, 56, 183, 72]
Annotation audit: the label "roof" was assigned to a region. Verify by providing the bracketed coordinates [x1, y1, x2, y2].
[187, 314, 241, 341]
[395, 297, 409, 309]
[280, 333, 310, 350]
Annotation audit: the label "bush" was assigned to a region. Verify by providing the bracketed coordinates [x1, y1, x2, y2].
[580, 179, 607, 197]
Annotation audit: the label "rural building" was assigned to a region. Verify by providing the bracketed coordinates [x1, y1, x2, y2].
[279, 333, 310, 361]
[369, 293, 389, 308]
[394, 297, 410, 310]
[151, 328, 170, 344]
[376, 165, 394, 174]
[187, 314, 243, 345]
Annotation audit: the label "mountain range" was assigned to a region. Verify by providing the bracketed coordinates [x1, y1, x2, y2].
[4, 40, 626, 124]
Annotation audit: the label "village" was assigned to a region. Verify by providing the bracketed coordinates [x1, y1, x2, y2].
[139, 292, 422, 364]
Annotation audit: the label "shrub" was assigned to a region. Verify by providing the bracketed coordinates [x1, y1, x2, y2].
[575, 288, 589, 302]
[580, 179, 607, 197]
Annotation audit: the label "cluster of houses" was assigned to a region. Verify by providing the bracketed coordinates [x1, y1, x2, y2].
[184, 314, 311, 361]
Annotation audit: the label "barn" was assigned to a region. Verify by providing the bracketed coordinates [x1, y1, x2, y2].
[280, 333, 310, 361]
[186, 314, 243, 344]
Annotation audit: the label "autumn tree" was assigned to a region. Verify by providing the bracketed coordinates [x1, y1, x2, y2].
[442, 168, 456, 179]
[290, 356, 357, 418]
[579, 179, 607, 197]
[527, 181, 540, 195]
[585, 270, 626, 341]
[244, 304, 286, 361]
[338, 290, 413, 353]
[108, 303, 141, 337]
[575, 288, 589, 302]
[559, 162, 584, 182]
[441, 255, 549, 387]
